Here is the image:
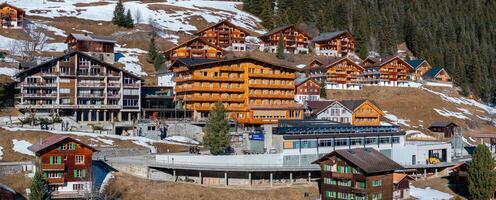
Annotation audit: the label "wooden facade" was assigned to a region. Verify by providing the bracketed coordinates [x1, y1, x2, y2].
[164, 37, 223, 61]
[313, 148, 402, 200]
[326, 58, 364, 84]
[360, 56, 414, 83]
[428, 122, 458, 138]
[195, 20, 249, 51]
[295, 78, 321, 104]
[393, 173, 412, 200]
[259, 25, 311, 54]
[14, 51, 142, 123]
[65, 33, 116, 64]
[313, 31, 355, 57]
[406, 59, 432, 81]
[307, 100, 383, 126]
[0, 3, 24, 29]
[32, 135, 97, 198]
[171, 57, 303, 125]
[423, 66, 451, 82]
[351, 100, 383, 126]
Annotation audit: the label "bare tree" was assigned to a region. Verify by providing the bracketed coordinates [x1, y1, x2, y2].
[11, 24, 48, 62]
[135, 9, 142, 24]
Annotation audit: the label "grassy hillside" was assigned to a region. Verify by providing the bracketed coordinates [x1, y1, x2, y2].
[327, 86, 496, 137]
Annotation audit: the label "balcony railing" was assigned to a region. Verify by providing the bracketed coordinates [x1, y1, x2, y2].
[183, 96, 244, 102]
[78, 82, 105, 87]
[248, 73, 295, 79]
[22, 83, 57, 87]
[248, 84, 294, 89]
[78, 94, 105, 98]
[176, 86, 244, 93]
[23, 93, 57, 98]
[47, 177, 65, 185]
[123, 83, 140, 88]
[248, 93, 294, 99]
[42, 163, 65, 171]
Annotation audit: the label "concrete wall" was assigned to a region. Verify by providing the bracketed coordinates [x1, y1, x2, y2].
[392, 142, 452, 166]
[0, 162, 34, 176]
[156, 154, 284, 167]
[109, 162, 148, 178]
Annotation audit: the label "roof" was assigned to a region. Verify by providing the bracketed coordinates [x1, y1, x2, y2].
[423, 66, 444, 78]
[363, 55, 414, 70]
[164, 36, 224, 54]
[406, 59, 426, 70]
[393, 173, 413, 184]
[306, 100, 335, 115]
[0, 2, 25, 14]
[312, 31, 350, 43]
[339, 99, 368, 111]
[323, 57, 364, 71]
[14, 51, 143, 80]
[0, 183, 16, 194]
[30, 135, 97, 154]
[259, 24, 312, 41]
[295, 77, 319, 87]
[195, 19, 250, 36]
[429, 121, 458, 128]
[313, 148, 403, 174]
[67, 33, 116, 43]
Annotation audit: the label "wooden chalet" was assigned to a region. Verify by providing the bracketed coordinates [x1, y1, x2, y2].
[313, 31, 355, 57]
[428, 122, 458, 138]
[359, 56, 414, 86]
[360, 57, 380, 66]
[393, 173, 413, 200]
[164, 37, 223, 61]
[259, 24, 312, 54]
[313, 148, 403, 200]
[0, 3, 24, 29]
[423, 66, 451, 82]
[295, 78, 321, 104]
[326, 57, 364, 85]
[406, 59, 432, 81]
[195, 19, 250, 51]
[65, 33, 117, 64]
[30, 135, 97, 199]
[169, 56, 303, 125]
[306, 99, 384, 126]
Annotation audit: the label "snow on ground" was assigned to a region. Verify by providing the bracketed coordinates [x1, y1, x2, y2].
[99, 172, 114, 193]
[156, 31, 180, 44]
[461, 137, 472, 145]
[12, 139, 35, 156]
[96, 137, 114, 145]
[457, 108, 472, 115]
[0, 35, 17, 51]
[384, 111, 411, 127]
[477, 115, 496, 127]
[296, 64, 306, 69]
[423, 87, 496, 114]
[410, 186, 453, 200]
[164, 136, 199, 145]
[10, 0, 263, 33]
[405, 130, 436, 140]
[115, 46, 148, 77]
[0, 67, 18, 77]
[380, 121, 392, 126]
[433, 108, 470, 120]
[0, 146, 3, 160]
[132, 140, 157, 154]
[32, 22, 67, 38]
[469, 137, 477, 142]
[43, 43, 67, 52]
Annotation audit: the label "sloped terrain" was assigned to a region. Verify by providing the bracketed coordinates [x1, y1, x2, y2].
[327, 86, 496, 137]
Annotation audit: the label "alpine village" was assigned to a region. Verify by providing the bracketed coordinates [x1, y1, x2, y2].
[0, 1, 495, 200]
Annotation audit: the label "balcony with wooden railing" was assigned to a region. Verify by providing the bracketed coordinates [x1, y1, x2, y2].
[182, 95, 245, 102]
[248, 93, 294, 99]
[22, 82, 57, 88]
[47, 177, 65, 185]
[23, 93, 57, 98]
[176, 85, 244, 93]
[219, 66, 244, 72]
[42, 163, 65, 171]
[248, 73, 295, 79]
[248, 84, 294, 90]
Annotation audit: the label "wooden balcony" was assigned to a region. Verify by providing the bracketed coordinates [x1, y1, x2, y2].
[219, 66, 244, 72]
[331, 172, 353, 180]
[236, 118, 279, 124]
[248, 73, 295, 79]
[47, 177, 65, 185]
[248, 93, 294, 99]
[191, 105, 246, 111]
[183, 96, 245, 102]
[175, 75, 244, 83]
[123, 83, 140, 88]
[42, 163, 65, 171]
[248, 84, 294, 89]
[176, 86, 244, 93]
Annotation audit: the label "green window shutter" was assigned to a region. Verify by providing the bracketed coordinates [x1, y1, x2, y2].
[57, 156, 62, 164]
[74, 170, 77, 177]
[57, 172, 61, 177]
[73, 143, 77, 150]
[44, 172, 47, 177]
[82, 169, 86, 177]
[49, 156, 53, 164]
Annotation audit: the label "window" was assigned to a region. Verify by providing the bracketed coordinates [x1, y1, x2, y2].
[356, 181, 365, 189]
[365, 138, 378, 145]
[324, 164, 332, 171]
[44, 172, 62, 178]
[49, 156, 62, 164]
[379, 137, 390, 144]
[73, 184, 84, 191]
[392, 137, 400, 143]
[73, 169, 87, 178]
[372, 180, 382, 187]
[372, 193, 382, 200]
[60, 88, 70, 94]
[75, 155, 84, 164]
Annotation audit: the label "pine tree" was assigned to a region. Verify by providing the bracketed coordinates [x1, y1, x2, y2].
[29, 171, 49, 200]
[202, 102, 231, 155]
[153, 53, 165, 71]
[147, 36, 158, 64]
[467, 144, 496, 199]
[276, 32, 285, 59]
[125, 9, 134, 28]
[259, 0, 274, 29]
[319, 79, 327, 99]
[112, 0, 125, 26]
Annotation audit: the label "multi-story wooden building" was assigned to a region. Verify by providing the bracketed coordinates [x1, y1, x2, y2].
[195, 19, 250, 51]
[14, 51, 143, 123]
[406, 59, 432, 81]
[0, 3, 24, 29]
[359, 56, 414, 87]
[422, 66, 451, 82]
[295, 78, 321, 104]
[259, 25, 312, 54]
[313, 148, 403, 200]
[66, 33, 116, 64]
[30, 135, 97, 199]
[170, 57, 304, 125]
[313, 31, 355, 57]
[326, 57, 364, 89]
[306, 99, 384, 126]
[303, 57, 340, 82]
[393, 173, 412, 200]
[164, 37, 223, 61]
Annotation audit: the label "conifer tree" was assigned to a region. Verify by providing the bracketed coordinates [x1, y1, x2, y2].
[153, 53, 165, 71]
[29, 171, 49, 200]
[276, 33, 285, 59]
[112, 0, 125, 26]
[147, 36, 158, 64]
[125, 9, 134, 28]
[202, 102, 231, 155]
[259, 0, 273, 29]
[468, 144, 496, 200]
[319, 79, 327, 99]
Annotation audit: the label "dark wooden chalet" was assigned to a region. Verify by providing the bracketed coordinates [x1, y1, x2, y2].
[195, 19, 250, 51]
[65, 33, 116, 63]
[259, 24, 312, 54]
[313, 148, 403, 200]
[428, 122, 458, 138]
[393, 173, 413, 200]
[0, 3, 25, 28]
[164, 37, 224, 61]
[313, 31, 355, 57]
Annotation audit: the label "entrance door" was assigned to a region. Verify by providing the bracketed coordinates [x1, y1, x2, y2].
[412, 155, 416, 165]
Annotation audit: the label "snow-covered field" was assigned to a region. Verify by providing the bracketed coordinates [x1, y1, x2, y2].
[12, 139, 35, 156]
[433, 108, 470, 120]
[384, 111, 411, 127]
[410, 186, 453, 200]
[423, 87, 496, 114]
[164, 135, 199, 145]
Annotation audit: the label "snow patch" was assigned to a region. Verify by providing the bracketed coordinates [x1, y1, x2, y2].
[423, 87, 496, 114]
[410, 186, 453, 200]
[433, 108, 469, 119]
[164, 136, 199, 145]
[12, 139, 35, 156]
[384, 111, 411, 127]
[0, 67, 18, 77]
[99, 172, 114, 193]
[132, 140, 156, 154]
[405, 130, 436, 140]
[115, 46, 148, 77]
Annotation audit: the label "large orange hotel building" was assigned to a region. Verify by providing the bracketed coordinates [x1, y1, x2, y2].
[170, 56, 304, 125]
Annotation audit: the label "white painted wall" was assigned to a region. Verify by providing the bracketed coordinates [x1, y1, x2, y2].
[315, 103, 352, 123]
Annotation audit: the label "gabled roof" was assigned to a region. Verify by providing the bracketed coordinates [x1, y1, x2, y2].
[14, 51, 143, 80]
[66, 33, 116, 43]
[259, 24, 312, 41]
[364, 55, 414, 70]
[422, 66, 445, 78]
[30, 135, 97, 154]
[406, 59, 426, 70]
[164, 36, 224, 54]
[339, 99, 368, 111]
[360, 56, 381, 66]
[0, 2, 25, 14]
[306, 100, 337, 115]
[313, 148, 403, 174]
[393, 173, 413, 184]
[312, 31, 351, 43]
[303, 57, 341, 71]
[429, 121, 458, 128]
[295, 77, 319, 87]
[195, 19, 250, 36]
[324, 57, 364, 71]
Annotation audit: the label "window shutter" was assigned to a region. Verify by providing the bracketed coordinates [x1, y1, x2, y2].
[49, 156, 53, 164]
[73, 143, 77, 150]
[74, 170, 77, 177]
[57, 156, 62, 164]
[82, 169, 86, 177]
[44, 172, 47, 177]
[57, 172, 61, 177]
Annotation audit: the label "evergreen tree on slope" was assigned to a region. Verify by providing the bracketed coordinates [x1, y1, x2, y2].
[202, 102, 231, 154]
[467, 144, 496, 200]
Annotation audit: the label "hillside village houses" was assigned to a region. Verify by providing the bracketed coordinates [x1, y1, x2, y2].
[0, 2, 24, 29]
